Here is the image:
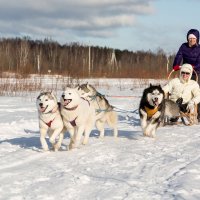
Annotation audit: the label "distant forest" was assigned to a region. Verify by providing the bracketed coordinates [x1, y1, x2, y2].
[0, 37, 175, 79]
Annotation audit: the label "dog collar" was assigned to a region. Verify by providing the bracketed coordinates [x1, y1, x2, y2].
[144, 106, 158, 118]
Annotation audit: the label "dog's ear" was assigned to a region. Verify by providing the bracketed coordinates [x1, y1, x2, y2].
[75, 85, 79, 91]
[150, 83, 152, 87]
[49, 89, 53, 95]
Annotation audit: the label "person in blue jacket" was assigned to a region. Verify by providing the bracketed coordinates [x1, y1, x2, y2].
[173, 28, 200, 121]
[173, 29, 200, 76]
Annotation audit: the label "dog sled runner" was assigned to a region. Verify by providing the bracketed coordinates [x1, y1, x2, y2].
[166, 69, 198, 126]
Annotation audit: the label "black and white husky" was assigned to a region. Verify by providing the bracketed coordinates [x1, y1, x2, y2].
[139, 84, 165, 137]
[139, 84, 180, 137]
[36, 92, 65, 151]
[77, 83, 118, 138]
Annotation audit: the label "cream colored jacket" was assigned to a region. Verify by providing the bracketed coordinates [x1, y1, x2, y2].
[163, 78, 200, 105]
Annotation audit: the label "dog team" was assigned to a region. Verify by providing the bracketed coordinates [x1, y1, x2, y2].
[36, 64, 200, 151]
[36, 83, 118, 151]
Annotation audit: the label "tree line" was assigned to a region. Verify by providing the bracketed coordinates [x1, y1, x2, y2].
[0, 37, 175, 79]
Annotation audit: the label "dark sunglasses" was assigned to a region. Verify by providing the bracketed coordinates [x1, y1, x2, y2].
[181, 71, 190, 75]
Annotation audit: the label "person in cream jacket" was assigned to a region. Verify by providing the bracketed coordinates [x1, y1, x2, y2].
[163, 63, 200, 119]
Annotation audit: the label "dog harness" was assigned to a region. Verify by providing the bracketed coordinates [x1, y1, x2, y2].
[64, 99, 90, 127]
[144, 106, 158, 118]
[40, 105, 59, 128]
[69, 116, 78, 127]
[89, 93, 112, 113]
[45, 119, 54, 127]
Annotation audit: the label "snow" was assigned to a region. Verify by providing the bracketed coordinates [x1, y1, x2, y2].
[0, 79, 200, 200]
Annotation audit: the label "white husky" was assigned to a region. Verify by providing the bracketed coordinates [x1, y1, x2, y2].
[77, 83, 118, 138]
[60, 87, 95, 149]
[36, 92, 64, 151]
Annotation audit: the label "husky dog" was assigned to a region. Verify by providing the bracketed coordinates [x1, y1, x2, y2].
[163, 99, 180, 125]
[36, 92, 65, 151]
[77, 83, 118, 138]
[139, 84, 166, 137]
[60, 87, 95, 149]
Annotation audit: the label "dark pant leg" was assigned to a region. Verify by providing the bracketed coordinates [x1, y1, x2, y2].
[179, 104, 187, 113]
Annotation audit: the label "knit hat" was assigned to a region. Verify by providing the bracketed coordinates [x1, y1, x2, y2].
[187, 29, 199, 44]
[188, 34, 197, 39]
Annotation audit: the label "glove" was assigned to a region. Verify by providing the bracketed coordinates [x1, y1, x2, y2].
[176, 97, 183, 106]
[173, 65, 181, 71]
[187, 100, 195, 112]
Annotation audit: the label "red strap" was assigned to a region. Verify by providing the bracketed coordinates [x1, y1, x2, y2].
[46, 120, 53, 127]
[70, 117, 78, 127]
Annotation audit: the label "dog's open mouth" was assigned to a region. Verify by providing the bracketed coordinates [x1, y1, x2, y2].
[152, 98, 159, 106]
[40, 105, 48, 112]
[64, 99, 72, 106]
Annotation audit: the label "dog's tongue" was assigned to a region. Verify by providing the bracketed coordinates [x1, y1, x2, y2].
[154, 100, 159, 106]
[41, 107, 46, 112]
[64, 99, 71, 106]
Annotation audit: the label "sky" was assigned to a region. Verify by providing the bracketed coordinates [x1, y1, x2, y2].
[1, 77, 200, 199]
[0, 0, 199, 54]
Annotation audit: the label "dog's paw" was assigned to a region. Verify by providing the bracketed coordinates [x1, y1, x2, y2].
[144, 130, 152, 137]
[143, 133, 148, 137]
[49, 137, 55, 144]
[82, 140, 88, 145]
[68, 143, 73, 150]
[42, 147, 49, 152]
[53, 144, 61, 151]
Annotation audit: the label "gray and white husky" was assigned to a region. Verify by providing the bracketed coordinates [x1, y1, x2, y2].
[139, 84, 180, 137]
[77, 83, 118, 138]
[36, 92, 65, 151]
[60, 87, 96, 149]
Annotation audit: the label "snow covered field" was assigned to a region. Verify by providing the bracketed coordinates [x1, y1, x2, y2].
[0, 79, 200, 200]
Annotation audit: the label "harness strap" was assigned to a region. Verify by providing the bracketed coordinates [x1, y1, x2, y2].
[96, 106, 113, 113]
[46, 120, 54, 127]
[82, 97, 90, 106]
[144, 106, 158, 118]
[40, 116, 56, 128]
[70, 116, 78, 127]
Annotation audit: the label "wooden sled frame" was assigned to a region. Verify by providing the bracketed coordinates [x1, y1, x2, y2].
[166, 69, 198, 126]
[179, 105, 198, 126]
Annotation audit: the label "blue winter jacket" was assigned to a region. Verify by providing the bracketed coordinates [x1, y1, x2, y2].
[173, 29, 200, 74]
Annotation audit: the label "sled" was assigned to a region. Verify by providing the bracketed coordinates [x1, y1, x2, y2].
[166, 69, 198, 126]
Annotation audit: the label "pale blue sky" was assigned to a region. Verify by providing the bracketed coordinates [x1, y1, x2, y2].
[0, 0, 199, 53]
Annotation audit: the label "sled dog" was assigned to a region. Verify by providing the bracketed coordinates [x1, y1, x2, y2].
[139, 84, 165, 137]
[36, 92, 65, 151]
[162, 99, 180, 125]
[60, 87, 95, 149]
[77, 83, 118, 138]
[139, 84, 181, 137]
